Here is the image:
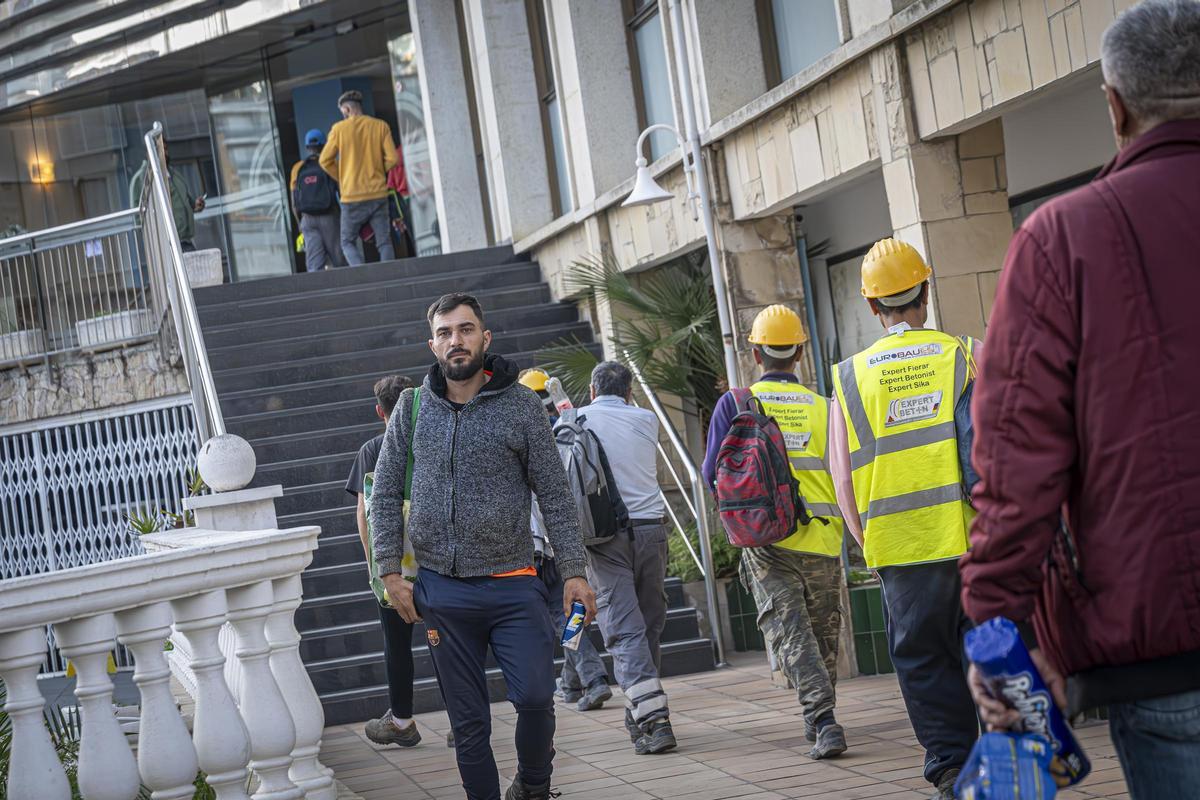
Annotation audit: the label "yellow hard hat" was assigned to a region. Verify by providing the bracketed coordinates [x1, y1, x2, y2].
[748, 304, 808, 347]
[860, 238, 932, 300]
[518, 368, 550, 393]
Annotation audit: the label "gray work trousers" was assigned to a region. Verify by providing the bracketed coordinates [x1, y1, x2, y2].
[585, 523, 669, 724]
[339, 198, 394, 265]
[299, 212, 344, 271]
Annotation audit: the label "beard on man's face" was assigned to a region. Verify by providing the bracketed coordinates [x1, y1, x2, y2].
[439, 345, 485, 381]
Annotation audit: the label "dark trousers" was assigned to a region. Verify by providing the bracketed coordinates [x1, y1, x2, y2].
[414, 568, 556, 800]
[377, 602, 414, 719]
[877, 559, 978, 785]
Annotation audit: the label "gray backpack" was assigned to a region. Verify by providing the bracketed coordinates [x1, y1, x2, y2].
[553, 410, 631, 546]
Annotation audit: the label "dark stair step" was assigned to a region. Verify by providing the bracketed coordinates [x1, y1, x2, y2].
[310, 532, 367, 570]
[254, 451, 357, 491]
[277, 481, 350, 519]
[318, 637, 717, 725]
[213, 321, 591, 394]
[198, 263, 542, 326]
[232, 399, 386, 442]
[209, 303, 576, 371]
[194, 246, 523, 306]
[250, 423, 380, 466]
[280, 506, 356, 536]
[204, 283, 552, 350]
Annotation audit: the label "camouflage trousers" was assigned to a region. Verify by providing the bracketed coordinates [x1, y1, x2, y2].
[739, 546, 842, 725]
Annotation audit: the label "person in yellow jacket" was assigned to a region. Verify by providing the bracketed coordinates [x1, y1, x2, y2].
[828, 238, 979, 800]
[319, 89, 397, 266]
[702, 305, 848, 760]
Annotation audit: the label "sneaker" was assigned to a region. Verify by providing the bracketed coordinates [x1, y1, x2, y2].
[504, 777, 561, 800]
[931, 768, 960, 800]
[364, 710, 421, 747]
[575, 680, 613, 711]
[634, 719, 677, 755]
[447, 730, 456, 748]
[624, 708, 642, 744]
[554, 678, 583, 704]
[807, 723, 847, 759]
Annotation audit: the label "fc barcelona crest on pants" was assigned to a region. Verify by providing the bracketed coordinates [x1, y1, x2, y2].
[427, 628, 441, 647]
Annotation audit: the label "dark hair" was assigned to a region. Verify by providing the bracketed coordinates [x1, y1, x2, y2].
[756, 345, 800, 373]
[875, 281, 929, 317]
[373, 374, 413, 416]
[591, 360, 633, 398]
[337, 89, 364, 107]
[427, 292, 485, 328]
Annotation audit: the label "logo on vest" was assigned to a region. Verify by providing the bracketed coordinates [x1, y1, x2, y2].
[868, 342, 942, 368]
[755, 391, 814, 405]
[783, 431, 813, 452]
[885, 391, 943, 427]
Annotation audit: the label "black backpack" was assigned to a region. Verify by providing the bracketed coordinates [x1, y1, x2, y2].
[294, 159, 335, 214]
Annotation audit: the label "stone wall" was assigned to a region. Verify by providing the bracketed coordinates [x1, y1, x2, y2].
[0, 342, 188, 426]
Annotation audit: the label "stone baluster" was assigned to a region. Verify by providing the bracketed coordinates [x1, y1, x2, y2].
[116, 602, 200, 800]
[172, 590, 252, 800]
[0, 628, 72, 800]
[55, 613, 141, 800]
[266, 574, 335, 800]
[226, 580, 302, 800]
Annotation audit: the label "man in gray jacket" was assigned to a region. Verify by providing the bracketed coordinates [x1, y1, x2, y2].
[371, 292, 595, 800]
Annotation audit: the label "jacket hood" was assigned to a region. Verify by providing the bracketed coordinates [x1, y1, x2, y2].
[425, 351, 520, 401]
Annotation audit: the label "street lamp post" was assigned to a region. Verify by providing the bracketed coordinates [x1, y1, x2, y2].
[622, 0, 740, 390]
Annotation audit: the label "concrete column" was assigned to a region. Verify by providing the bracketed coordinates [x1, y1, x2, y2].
[687, 0, 770, 127]
[409, 0, 489, 253]
[464, 0, 554, 243]
[875, 44, 1012, 338]
[549, 0, 641, 204]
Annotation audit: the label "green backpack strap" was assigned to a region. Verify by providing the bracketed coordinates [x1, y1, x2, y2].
[404, 387, 420, 500]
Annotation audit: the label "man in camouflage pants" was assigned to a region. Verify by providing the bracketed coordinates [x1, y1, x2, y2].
[702, 305, 848, 759]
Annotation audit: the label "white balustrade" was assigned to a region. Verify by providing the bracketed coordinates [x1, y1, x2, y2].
[0, 518, 327, 800]
[55, 613, 142, 800]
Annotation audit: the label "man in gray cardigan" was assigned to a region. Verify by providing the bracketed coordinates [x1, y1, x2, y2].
[371, 292, 595, 800]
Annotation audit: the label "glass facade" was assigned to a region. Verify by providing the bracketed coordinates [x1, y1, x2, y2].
[387, 31, 444, 256]
[633, 11, 675, 162]
[771, 0, 841, 81]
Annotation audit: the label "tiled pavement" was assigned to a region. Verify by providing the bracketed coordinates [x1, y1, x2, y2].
[320, 653, 1130, 800]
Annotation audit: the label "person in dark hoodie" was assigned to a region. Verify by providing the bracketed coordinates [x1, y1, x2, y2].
[370, 292, 596, 800]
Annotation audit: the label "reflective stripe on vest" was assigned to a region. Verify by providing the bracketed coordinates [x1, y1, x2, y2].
[832, 330, 978, 568]
[749, 380, 844, 557]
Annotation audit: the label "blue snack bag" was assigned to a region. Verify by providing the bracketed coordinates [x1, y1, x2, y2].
[955, 732, 1058, 800]
[964, 617, 1091, 787]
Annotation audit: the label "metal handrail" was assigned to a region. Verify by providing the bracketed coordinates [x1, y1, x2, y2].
[623, 350, 727, 667]
[142, 122, 225, 443]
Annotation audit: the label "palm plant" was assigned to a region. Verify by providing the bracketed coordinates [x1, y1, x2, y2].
[539, 252, 725, 421]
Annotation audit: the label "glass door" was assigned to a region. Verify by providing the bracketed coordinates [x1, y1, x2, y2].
[207, 80, 292, 281]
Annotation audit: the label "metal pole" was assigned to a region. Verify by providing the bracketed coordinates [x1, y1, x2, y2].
[625, 351, 728, 667]
[666, 0, 739, 389]
[796, 235, 827, 397]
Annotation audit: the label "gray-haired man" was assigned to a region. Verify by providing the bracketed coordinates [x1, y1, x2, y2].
[576, 360, 676, 755]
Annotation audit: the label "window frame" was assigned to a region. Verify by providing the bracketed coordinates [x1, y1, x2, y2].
[525, 0, 569, 218]
[623, 0, 661, 159]
[756, 0, 849, 89]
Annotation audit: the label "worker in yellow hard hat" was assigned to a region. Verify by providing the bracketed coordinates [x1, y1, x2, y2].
[828, 238, 981, 799]
[701, 303, 848, 760]
[518, 368, 555, 416]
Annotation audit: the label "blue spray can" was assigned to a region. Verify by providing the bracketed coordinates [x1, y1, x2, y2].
[561, 601, 586, 651]
[964, 617, 1091, 787]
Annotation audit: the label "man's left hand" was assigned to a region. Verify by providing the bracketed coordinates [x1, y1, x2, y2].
[968, 647, 1068, 731]
[193, 196, 206, 212]
[563, 577, 597, 626]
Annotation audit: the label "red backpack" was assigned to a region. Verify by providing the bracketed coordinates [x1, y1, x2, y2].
[714, 389, 823, 548]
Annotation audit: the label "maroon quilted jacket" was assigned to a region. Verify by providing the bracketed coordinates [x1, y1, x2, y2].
[961, 120, 1200, 711]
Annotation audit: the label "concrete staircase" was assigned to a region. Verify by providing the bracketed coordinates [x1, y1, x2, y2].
[194, 246, 716, 725]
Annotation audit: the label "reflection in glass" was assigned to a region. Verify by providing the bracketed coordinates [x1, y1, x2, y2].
[387, 31, 442, 255]
[546, 95, 571, 214]
[207, 81, 291, 281]
[633, 12, 675, 162]
[771, 0, 840, 81]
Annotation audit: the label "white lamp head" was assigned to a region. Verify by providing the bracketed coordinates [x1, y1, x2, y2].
[622, 157, 673, 208]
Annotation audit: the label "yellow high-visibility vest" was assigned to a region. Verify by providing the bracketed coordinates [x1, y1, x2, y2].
[831, 328, 979, 568]
[749, 379, 844, 557]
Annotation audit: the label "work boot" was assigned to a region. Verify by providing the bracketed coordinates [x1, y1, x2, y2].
[931, 768, 960, 800]
[364, 710, 421, 747]
[504, 776, 561, 800]
[576, 679, 613, 711]
[807, 723, 847, 759]
[634, 718, 677, 755]
[624, 708, 642, 743]
[554, 677, 583, 704]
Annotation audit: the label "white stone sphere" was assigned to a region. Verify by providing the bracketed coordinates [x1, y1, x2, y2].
[197, 434, 256, 492]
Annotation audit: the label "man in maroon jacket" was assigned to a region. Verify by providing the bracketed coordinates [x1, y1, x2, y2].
[961, 1, 1200, 796]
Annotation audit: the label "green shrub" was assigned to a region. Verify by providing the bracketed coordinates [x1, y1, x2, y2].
[666, 520, 740, 583]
